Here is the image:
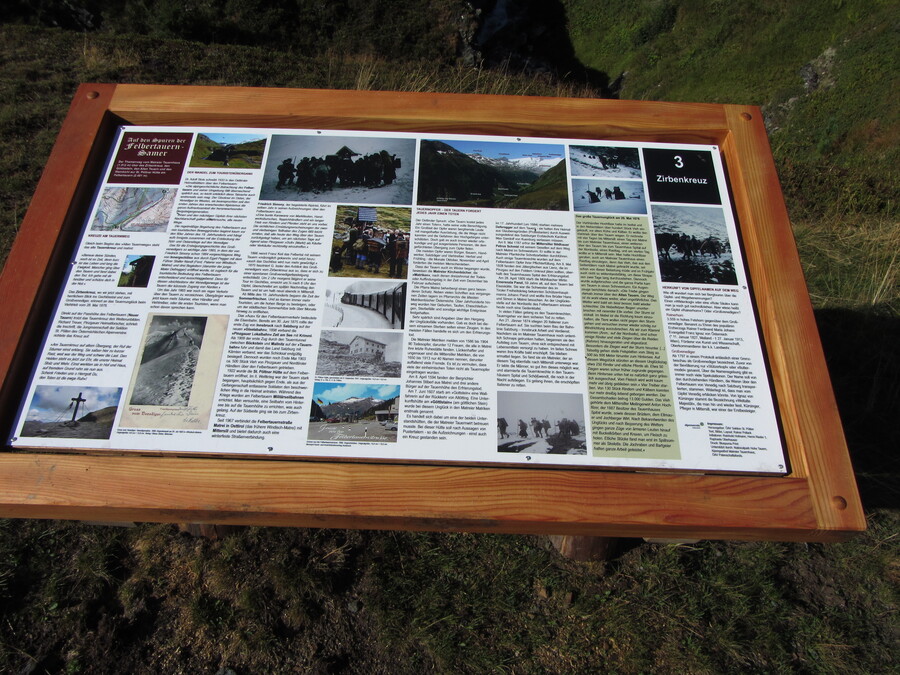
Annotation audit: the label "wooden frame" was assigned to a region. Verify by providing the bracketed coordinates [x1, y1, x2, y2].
[0, 84, 864, 541]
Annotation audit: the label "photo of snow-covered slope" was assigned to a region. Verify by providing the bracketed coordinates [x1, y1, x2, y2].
[497, 391, 587, 455]
[652, 204, 738, 285]
[129, 316, 207, 406]
[573, 178, 647, 214]
[259, 134, 416, 205]
[570, 145, 642, 179]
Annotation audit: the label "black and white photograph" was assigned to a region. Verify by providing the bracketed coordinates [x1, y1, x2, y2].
[569, 145, 642, 179]
[19, 386, 122, 440]
[417, 139, 568, 210]
[652, 204, 738, 285]
[330, 205, 411, 280]
[497, 391, 587, 455]
[308, 382, 400, 443]
[315, 330, 403, 379]
[323, 280, 407, 330]
[117, 254, 155, 288]
[129, 315, 207, 406]
[573, 178, 647, 214]
[259, 134, 416, 204]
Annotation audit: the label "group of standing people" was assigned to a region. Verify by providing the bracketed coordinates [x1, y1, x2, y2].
[276, 149, 399, 193]
[497, 417, 581, 439]
[331, 217, 409, 278]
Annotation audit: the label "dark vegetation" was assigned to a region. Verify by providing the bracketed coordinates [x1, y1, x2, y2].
[0, 1, 897, 672]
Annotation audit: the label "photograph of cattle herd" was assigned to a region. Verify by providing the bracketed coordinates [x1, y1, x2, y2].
[652, 204, 737, 285]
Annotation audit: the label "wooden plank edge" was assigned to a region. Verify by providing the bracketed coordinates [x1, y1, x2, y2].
[0, 453, 864, 541]
[0, 83, 119, 439]
[720, 105, 864, 534]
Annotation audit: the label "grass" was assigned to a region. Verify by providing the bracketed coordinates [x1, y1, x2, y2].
[0, 6, 897, 674]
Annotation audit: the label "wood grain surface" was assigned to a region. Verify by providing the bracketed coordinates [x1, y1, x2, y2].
[0, 84, 865, 541]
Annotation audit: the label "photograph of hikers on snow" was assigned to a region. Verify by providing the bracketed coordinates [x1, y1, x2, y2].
[417, 139, 568, 210]
[129, 315, 207, 407]
[329, 205, 411, 280]
[573, 178, 647, 213]
[322, 280, 407, 331]
[652, 204, 737, 285]
[569, 145, 642, 179]
[19, 386, 122, 440]
[497, 391, 587, 455]
[259, 134, 415, 204]
[189, 132, 266, 169]
[315, 330, 403, 380]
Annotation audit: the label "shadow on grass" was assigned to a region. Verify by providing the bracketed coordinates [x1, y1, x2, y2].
[815, 306, 899, 510]
[471, 0, 619, 96]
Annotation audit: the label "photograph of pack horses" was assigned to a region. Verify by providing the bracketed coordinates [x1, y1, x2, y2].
[652, 204, 737, 285]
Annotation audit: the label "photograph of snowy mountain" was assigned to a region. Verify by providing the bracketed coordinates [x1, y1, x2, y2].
[315, 330, 403, 379]
[323, 280, 407, 330]
[259, 134, 416, 205]
[308, 382, 400, 443]
[573, 178, 647, 214]
[569, 145, 642, 179]
[417, 139, 568, 210]
[652, 204, 738, 285]
[497, 391, 587, 455]
[129, 315, 207, 406]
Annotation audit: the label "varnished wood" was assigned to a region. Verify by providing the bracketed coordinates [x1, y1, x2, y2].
[0, 85, 865, 541]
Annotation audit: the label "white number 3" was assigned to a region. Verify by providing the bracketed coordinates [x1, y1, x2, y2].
[674, 155, 684, 168]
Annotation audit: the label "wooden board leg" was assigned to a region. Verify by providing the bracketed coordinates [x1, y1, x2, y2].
[178, 523, 243, 539]
[548, 534, 619, 561]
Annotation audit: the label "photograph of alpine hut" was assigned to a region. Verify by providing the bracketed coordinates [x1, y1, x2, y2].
[349, 335, 386, 361]
[323, 279, 407, 330]
[259, 134, 416, 204]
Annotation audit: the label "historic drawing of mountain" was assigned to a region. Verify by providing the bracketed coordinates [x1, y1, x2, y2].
[129, 316, 207, 407]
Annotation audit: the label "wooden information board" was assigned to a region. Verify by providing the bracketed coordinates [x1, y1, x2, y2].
[0, 84, 864, 541]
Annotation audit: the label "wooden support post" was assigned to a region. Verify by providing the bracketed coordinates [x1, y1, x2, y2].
[178, 523, 243, 540]
[548, 535, 619, 562]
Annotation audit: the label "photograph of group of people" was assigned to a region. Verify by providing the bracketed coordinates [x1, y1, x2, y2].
[259, 134, 416, 205]
[496, 391, 587, 455]
[572, 178, 647, 214]
[311, 204, 409, 444]
[329, 205, 411, 280]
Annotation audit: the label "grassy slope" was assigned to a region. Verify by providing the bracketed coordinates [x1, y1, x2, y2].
[0, 9, 897, 675]
[565, 0, 899, 220]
